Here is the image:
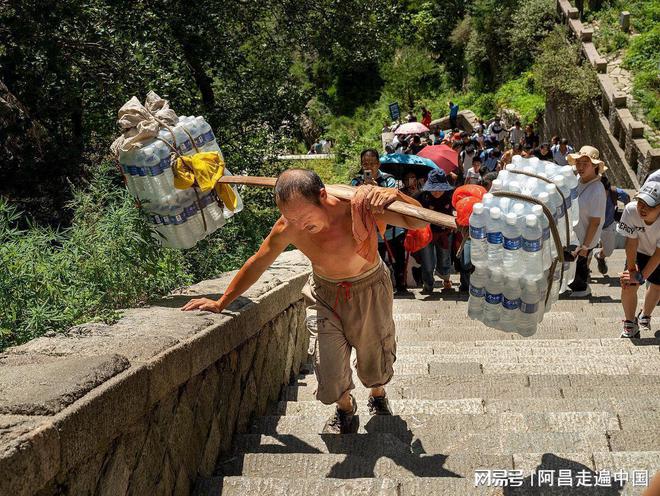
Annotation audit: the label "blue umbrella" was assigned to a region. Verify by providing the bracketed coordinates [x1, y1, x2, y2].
[379, 153, 439, 179]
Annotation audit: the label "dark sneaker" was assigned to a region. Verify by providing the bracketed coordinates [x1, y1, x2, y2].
[421, 284, 434, 294]
[637, 312, 652, 334]
[367, 394, 393, 416]
[621, 320, 640, 339]
[322, 395, 358, 434]
[596, 256, 608, 275]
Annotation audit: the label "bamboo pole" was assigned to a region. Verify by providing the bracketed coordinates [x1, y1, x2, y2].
[218, 175, 457, 230]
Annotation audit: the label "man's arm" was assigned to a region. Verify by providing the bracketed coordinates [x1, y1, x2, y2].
[365, 187, 429, 230]
[181, 218, 292, 312]
[577, 216, 602, 256]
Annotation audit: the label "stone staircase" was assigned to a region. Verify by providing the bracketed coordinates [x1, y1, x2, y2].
[197, 249, 660, 495]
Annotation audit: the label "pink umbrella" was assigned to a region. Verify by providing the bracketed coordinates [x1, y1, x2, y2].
[417, 144, 459, 174]
[394, 122, 430, 135]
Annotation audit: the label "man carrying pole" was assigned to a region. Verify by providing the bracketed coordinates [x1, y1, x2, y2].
[181, 167, 431, 433]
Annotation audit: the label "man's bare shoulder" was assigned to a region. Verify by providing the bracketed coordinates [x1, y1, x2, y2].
[271, 216, 295, 240]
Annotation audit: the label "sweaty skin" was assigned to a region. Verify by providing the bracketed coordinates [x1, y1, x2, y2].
[181, 186, 427, 313]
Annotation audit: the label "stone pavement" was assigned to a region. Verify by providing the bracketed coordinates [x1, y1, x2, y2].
[197, 249, 660, 495]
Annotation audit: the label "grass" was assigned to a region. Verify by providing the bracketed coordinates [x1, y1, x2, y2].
[0, 160, 278, 351]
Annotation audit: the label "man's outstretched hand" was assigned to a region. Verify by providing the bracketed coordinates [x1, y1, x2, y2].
[364, 186, 398, 214]
[181, 298, 222, 312]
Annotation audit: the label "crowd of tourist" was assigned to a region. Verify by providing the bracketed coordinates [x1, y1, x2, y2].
[359, 111, 660, 338]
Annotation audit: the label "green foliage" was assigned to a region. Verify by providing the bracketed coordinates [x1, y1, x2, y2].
[494, 73, 546, 124]
[587, 0, 660, 128]
[381, 46, 449, 112]
[623, 25, 660, 128]
[506, 0, 558, 74]
[0, 158, 279, 350]
[533, 27, 600, 109]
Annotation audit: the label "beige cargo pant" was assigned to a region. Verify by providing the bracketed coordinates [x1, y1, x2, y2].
[301, 259, 397, 405]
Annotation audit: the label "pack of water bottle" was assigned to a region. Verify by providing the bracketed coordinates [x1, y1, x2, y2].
[118, 116, 243, 249]
[467, 156, 579, 334]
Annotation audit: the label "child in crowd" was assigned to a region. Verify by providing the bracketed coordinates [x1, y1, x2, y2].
[618, 182, 660, 338]
[465, 156, 482, 185]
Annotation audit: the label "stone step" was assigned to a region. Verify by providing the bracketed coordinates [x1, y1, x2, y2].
[287, 373, 659, 401]
[399, 353, 660, 367]
[234, 430, 611, 456]
[481, 361, 632, 375]
[609, 430, 660, 451]
[394, 326, 628, 342]
[226, 452, 513, 479]
[274, 399, 484, 416]
[205, 476, 504, 496]
[277, 397, 660, 418]
[443, 339, 655, 349]
[251, 412, 621, 437]
[285, 382, 562, 401]
[484, 397, 660, 414]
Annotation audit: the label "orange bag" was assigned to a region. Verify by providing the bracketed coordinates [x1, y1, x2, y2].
[404, 225, 433, 253]
[451, 184, 487, 208]
[456, 196, 481, 227]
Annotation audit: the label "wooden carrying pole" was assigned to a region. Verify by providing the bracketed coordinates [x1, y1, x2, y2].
[218, 175, 457, 230]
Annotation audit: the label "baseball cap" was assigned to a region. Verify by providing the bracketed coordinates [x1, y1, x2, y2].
[636, 182, 660, 208]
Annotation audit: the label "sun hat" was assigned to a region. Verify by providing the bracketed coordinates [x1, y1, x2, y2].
[567, 145, 608, 173]
[422, 168, 455, 192]
[635, 182, 660, 208]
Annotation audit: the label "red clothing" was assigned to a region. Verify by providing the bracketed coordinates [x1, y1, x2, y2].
[421, 111, 432, 129]
[351, 185, 381, 264]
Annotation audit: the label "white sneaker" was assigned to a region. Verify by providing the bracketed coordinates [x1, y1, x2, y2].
[637, 312, 652, 334]
[621, 320, 640, 339]
[568, 286, 591, 298]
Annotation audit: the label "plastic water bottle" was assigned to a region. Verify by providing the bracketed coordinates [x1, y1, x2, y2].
[468, 268, 488, 320]
[487, 207, 504, 266]
[197, 117, 221, 153]
[511, 155, 524, 169]
[501, 275, 522, 332]
[559, 165, 579, 226]
[537, 191, 557, 259]
[503, 213, 522, 276]
[481, 193, 495, 210]
[491, 179, 504, 193]
[469, 203, 488, 268]
[553, 175, 571, 246]
[483, 270, 504, 327]
[519, 276, 541, 335]
[531, 204, 552, 271]
[521, 214, 543, 277]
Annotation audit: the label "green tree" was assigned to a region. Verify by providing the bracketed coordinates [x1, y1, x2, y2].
[381, 46, 447, 111]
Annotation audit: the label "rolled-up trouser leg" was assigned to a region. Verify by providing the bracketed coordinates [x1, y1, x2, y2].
[302, 278, 354, 405]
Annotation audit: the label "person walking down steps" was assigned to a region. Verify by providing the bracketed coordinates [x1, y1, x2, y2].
[181, 168, 428, 433]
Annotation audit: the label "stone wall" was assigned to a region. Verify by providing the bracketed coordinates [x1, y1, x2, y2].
[540, 98, 637, 189]
[550, 0, 660, 188]
[0, 250, 311, 496]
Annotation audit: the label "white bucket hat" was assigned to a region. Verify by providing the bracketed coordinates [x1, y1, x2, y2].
[567, 145, 608, 174]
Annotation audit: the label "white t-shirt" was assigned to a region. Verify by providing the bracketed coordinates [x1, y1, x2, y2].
[461, 151, 474, 175]
[465, 168, 481, 184]
[551, 144, 573, 166]
[617, 201, 660, 256]
[509, 127, 524, 145]
[575, 176, 606, 249]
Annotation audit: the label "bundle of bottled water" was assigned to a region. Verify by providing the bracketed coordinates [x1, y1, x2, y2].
[467, 156, 579, 334]
[118, 116, 243, 249]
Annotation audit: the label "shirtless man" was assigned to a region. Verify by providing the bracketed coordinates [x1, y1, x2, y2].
[181, 168, 427, 433]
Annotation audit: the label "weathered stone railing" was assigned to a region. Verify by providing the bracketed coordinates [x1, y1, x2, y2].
[0, 250, 311, 495]
[554, 0, 659, 187]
